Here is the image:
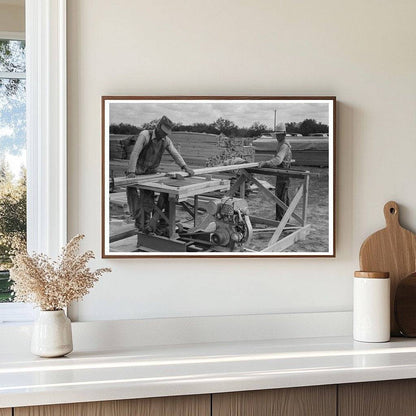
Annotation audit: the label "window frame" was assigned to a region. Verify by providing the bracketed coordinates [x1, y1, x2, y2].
[0, 0, 67, 323]
[26, 0, 67, 257]
[0, 31, 24, 41]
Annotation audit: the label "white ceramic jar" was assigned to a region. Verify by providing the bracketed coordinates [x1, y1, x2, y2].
[31, 310, 73, 357]
[353, 271, 390, 343]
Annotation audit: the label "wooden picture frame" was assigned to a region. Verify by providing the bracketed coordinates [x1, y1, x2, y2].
[102, 96, 336, 258]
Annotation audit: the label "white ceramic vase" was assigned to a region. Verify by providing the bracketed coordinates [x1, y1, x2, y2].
[31, 310, 73, 357]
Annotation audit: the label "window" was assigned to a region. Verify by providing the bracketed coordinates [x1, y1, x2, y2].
[0, 0, 67, 324]
[0, 34, 26, 307]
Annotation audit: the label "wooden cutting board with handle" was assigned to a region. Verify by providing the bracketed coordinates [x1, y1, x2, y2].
[359, 201, 416, 336]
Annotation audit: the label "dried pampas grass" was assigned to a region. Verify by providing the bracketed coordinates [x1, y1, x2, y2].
[10, 234, 111, 311]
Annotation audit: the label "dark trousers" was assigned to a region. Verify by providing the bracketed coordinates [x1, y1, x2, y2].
[275, 178, 290, 221]
[126, 186, 170, 232]
[127, 186, 150, 229]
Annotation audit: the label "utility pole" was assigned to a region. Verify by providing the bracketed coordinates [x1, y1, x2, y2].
[273, 109, 277, 131]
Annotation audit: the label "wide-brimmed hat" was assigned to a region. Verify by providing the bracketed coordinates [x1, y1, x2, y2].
[158, 115, 174, 136]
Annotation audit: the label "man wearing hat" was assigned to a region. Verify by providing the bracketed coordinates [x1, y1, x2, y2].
[127, 115, 194, 177]
[126, 116, 194, 235]
[258, 122, 292, 221]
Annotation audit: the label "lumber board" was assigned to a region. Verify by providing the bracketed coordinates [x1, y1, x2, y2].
[194, 195, 199, 226]
[137, 179, 230, 199]
[114, 163, 258, 187]
[247, 173, 303, 225]
[253, 226, 302, 233]
[302, 174, 310, 226]
[138, 182, 178, 192]
[171, 162, 259, 177]
[159, 176, 212, 186]
[110, 228, 137, 243]
[137, 232, 188, 252]
[109, 235, 138, 252]
[250, 216, 280, 227]
[178, 182, 229, 199]
[139, 177, 219, 192]
[262, 224, 311, 252]
[269, 185, 305, 245]
[186, 195, 217, 202]
[113, 173, 166, 187]
[247, 167, 318, 177]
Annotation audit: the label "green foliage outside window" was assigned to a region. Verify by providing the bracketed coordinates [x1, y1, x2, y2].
[0, 161, 26, 302]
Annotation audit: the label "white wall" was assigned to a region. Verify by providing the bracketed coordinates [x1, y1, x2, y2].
[67, 0, 416, 322]
[0, 3, 24, 33]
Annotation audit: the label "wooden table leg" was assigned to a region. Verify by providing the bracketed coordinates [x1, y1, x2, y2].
[194, 195, 199, 227]
[139, 191, 145, 230]
[302, 174, 310, 226]
[168, 196, 177, 239]
[239, 180, 246, 198]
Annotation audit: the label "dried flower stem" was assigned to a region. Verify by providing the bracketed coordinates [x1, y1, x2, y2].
[10, 235, 111, 310]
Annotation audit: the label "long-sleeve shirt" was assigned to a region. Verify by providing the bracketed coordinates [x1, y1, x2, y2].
[127, 130, 186, 174]
[261, 141, 292, 169]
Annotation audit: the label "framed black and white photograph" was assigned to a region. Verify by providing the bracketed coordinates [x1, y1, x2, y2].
[102, 96, 336, 258]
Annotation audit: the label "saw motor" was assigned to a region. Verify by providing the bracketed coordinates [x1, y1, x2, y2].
[205, 197, 253, 251]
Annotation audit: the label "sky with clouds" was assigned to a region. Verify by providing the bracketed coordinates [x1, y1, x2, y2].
[0, 41, 26, 181]
[109, 101, 330, 128]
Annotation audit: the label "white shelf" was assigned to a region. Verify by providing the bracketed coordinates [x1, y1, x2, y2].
[2, 335, 416, 408]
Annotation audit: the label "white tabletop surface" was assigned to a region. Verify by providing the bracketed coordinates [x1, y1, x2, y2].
[2, 336, 416, 408]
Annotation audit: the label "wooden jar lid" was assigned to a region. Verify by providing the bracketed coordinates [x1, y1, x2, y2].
[354, 271, 390, 279]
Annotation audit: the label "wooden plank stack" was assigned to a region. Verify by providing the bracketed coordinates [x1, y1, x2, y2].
[110, 134, 138, 160]
[165, 132, 255, 168]
[252, 136, 329, 167]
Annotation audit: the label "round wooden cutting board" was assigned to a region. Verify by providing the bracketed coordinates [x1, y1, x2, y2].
[359, 201, 416, 336]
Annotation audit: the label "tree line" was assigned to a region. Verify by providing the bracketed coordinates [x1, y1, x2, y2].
[0, 160, 26, 302]
[110, 118, 329, 138]
[0, 160, 26, 270]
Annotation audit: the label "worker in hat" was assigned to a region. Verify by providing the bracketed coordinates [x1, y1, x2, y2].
[126, 116, 194, 236]
[258, 122, 292, 221]
[127, 115, 194, 177]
